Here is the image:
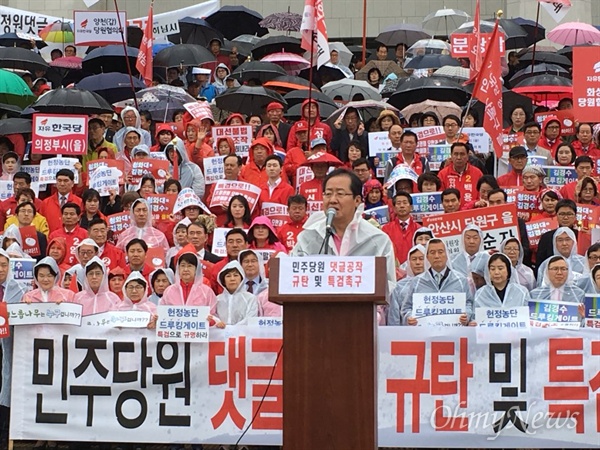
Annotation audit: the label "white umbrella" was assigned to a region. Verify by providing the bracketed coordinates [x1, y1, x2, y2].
[406, 39, 451, 57]
[400, 100, 462, 124]
[423, 8, 470, 36]
[322, 79, 382, 102]
[432, 66, 471, 81]
[304, 42, 354, 68]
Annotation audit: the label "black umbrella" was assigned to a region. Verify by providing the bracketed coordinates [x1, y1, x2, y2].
[404, 54, 459, 70]
[260, 12, 302, 32]
[512, 17, 546, 47]
[518, 51, 572, 68]
[284, 101, 337, 120]
[375, 23, 431, 47]
[0, 47, 49, 73]
[387, 77, 469, 110]
[31, 88, 113, 115]
[126, 25, 143, 49]
[464, 88, 533, 128]
[230, 61, 287, 84]
[215, 85, 286, 116]
[0, 32, 46, 49]
[169, 17, 224, 47]
[82, 45, 139, 75]
[496, 18, 534, 49]
[76, 72, 146, 104]
[557, 46, 573, 61]
[283, 90, 336, 108]
[0, 118, 32, 135]
[513, 74, 572, 88]
[0, 103, 22, 118]
[206, 5, 267, 40]
[252, 36, 303, 60]
[297, 65, 348, 89]
[154, 44, 215, 69]
[509, 63, 570, 86]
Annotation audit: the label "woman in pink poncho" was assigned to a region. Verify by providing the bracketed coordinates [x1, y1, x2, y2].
[116, 198, 170, 254]
[73, 257, 120, 316]
[22, 257, 75, 304]
[119, 271, 158, 329]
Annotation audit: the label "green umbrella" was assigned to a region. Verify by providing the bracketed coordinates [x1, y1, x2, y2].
[0, 69, 36, 108]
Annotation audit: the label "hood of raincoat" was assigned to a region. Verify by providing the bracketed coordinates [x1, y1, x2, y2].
[405, 244, 426, 278]
[165, 136, 191, 165]
[129, 197, 154, 229]
[121, 271, 149, 304]
[214, 62, 230, 81]
[155, 123, 175, 141]
[248, 137, 274, 163]
[542, 115, 562, 139]
[47, 237, 67, 265]
[217, 260, 247, 294]
[172, 217, 192, 248]
[121, 106, 141, 129]
[215, 136, 236, 155]
[472, 251, 491, 278]
[74, 238, 100, 266]
[413, 226, 435, 245]
[552, 226, 578, 258]
[248, 215, 278, 239]
[482, 252, 515, 286]
[174, 251, 204, 285]
[150, 267, 175, 289]
[82, 256, 110, 295]
[33, 257, 60, 289]
[257, 124, 282, 147]
[131, 144, 150, 158]
[458, 224, 484, 256]
[224, 113, 245, 126]
[3, 224, 22, 247]
[301, 98, 321, 121]
[500, 237, 526, 267]
[0, 248, 30, 304]
[423, 239, 453, 272]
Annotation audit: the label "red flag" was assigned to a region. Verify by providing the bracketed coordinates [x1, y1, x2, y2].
[136, 2, 154, 87]
[471, 21, 504, 159]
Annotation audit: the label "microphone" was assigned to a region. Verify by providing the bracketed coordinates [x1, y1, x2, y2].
[325, 208, 337, 234]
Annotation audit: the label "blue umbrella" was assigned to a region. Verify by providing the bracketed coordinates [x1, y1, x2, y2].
[76, 72, 146, 104]
[153, 42, 174, 57]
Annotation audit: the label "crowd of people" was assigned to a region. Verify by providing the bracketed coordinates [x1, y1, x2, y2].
[0, 11, 598, 450]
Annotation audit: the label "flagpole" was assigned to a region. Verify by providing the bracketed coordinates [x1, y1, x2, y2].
[307, 28, 315, 152]
[113, 0, 139, 110]
[361, 0, 367, 66]
[531, 1, 541, 74]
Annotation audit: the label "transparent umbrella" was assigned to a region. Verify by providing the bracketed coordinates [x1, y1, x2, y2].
[423, 8, 470, 36]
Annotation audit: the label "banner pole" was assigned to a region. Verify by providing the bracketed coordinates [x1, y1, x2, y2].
[113, 0, 139, 110]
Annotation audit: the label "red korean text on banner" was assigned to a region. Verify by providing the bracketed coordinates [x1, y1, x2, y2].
[183, 102, 213, 121]
[107, 212, 131, 244]
[573, 46, 600, 123]
[469, 21, 503, 158]
[515, 189, 539, 221]
[450, 33, 505, 59]
[534, 110, 576, 136]
[31, 114, 88, 155]
[261, 203, 289, 229]
[135, 2, 154, 87]
[87, 159, 125, 184]
[145, 194, 176, 223]
[19, 226, 41, 257]
[129, 159, 170, 188]
[209, 180, 262, 213]
[211, 126, 254, 158]
[0, 303, 8, 338]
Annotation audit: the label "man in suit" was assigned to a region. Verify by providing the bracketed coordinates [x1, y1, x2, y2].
[188, 221, 222, 264]
[331, 107, 368, 162]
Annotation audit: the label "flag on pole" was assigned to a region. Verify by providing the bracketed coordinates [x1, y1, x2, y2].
[136, 1, 154, 87]
[83, 0, 101, 7]
[470, 21, 504, 159]
[538, 0, 571, 5]
[472, 0, 482, 74]
[300, 0, 330, 68]
[538, 0, 572, 23]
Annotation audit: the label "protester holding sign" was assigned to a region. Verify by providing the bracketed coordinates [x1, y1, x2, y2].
[39, 169, 82, 233]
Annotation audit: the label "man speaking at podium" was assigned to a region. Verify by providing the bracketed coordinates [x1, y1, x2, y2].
[291, 168, 396, 297]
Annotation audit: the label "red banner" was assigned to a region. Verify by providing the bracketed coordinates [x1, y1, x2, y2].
[0, 303, 8, 338]
[534, 110, 576, 136]
[31, 114, 88, 155]
[135, 3, 153, 87]
[526, 217, 558, 249]
[209, 180, 262, 213]
[107, 212, 131, 244]
[145, 194, 177, 223]
[573, 46, 600, 123]
[450, 33, 505, 59]
[130, 159, 170, 188]
[19, 226, 41, 257]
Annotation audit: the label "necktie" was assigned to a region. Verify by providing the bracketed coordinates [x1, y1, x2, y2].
[247, 280, 255, 294]
[401, 221, 407, 231]
[0, 284, 4, 302]
[435, 272, 442, 287]
[60, 196, 66, 207]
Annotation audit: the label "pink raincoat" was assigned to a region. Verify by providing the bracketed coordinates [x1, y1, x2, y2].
[256, 289, 282, 317]
[118, 271, 157, 314]
[73, 256, 120, 316]
[159, 252, 218, 314]
[22, 257, 75, 304]
[116, 198, 170, 253]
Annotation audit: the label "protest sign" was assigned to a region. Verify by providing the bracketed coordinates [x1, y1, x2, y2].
[211, 227, 229, 257]
[583, 295, 599, 329]
[209, 180, 261, 213]
[130, 159, 170, 188]
[31, 114, 87, 155]
[211, 126, 253, 158]
[107, 212, 131, 242]
[534, 110, 576, 136]
[573, 46, 600, 123]
[203, 156, 225, 184]
[183, 101, 213, 121]
[278, 256, 376, 295]
[295, 166, 314, 188]
[364, 205, 390, 226]
[151, 14, 180, 39]
[7, 303, 83, 326]
[501, 132, 524, 158]
[515, 189, 539, 221]
[412, 293, 466, 327]
[8, 325, 599, 447]
[74, 10, 127, 46]
[146, 247, 166, 269]
[577, 203, 597, 228]
[367, 131, 392, 157]
[427, 144, 451, 171]
[0, 181, 13, 201]
[87, 159, 125, 184]
[0, 304, 7, 338]
[38, 157, 80, 184]
[173, 188, 210, 215]
[247, 317, 283, 327]
[410, 192, 444, 222]
[10, 258, 35, 291]
[261, 202, 288, 229]
[84, 311, 152, 328]
[543, 165, 577, 188]
[474, 306, 529, 328]
[20, 165, 40, 183]
[145, 194, 176, 223]
[529, 300, 581, 329]
[156, 306, 210, 342]
[19, 226, 41, 257]
[526, 217, 558, 249]
[423, 204, 519, 256]
[89, 166, 122, 197]
[384, 164, 419, 189]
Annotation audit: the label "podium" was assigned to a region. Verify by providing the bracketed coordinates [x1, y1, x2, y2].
[269, 256, 387, 450]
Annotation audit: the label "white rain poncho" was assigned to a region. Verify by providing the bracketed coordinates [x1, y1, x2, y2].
[451, 224, 486, 277]
[536, 227, 587, 287]
[399, 239, 474, 324]
[114, 107, 152, 151]
[73, 256, 120, 316]
[165, 137, 206, 198]
[216, 260, 259, 325]
[166, 217, 192, 267]
[530, 255, 585, 304]
[116, 198, 170, 253]
[388, 244, 425, 325]
[238, 248, 268, 296]
[148, 267, 175, 305]
[119, 271, 156, 314]
[500, 237, 536, 291]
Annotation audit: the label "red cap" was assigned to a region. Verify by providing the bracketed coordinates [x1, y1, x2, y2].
[266, 101, 284, 112]
[294, 120, 309, 132]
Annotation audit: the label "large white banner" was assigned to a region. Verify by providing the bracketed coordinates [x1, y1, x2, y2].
[9, 325, 598, 447]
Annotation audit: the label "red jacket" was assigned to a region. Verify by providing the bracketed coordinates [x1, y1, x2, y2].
[260, 179, 295, 206]
[497, 171, 522, 188]
[99, 243, 127, 270]
[283, 146, 308, 185]
[48, 226, 88, 266]
[298, 178, 324, 202]
[382, 218, 421, 266]
[438, 163, 483, 205]
[0, 196, 43, 230]
[277, 217, 308, 252]
[559, 181, 577, 202]
[40, 193, 83, 233]
[571, 140, 600, 159]
[286, 100, 332, 151]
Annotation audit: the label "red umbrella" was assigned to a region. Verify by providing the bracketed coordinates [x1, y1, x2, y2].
[49, 56, 83, 70]
[512, 85, 573, 103]
[301, 151, 343, 167]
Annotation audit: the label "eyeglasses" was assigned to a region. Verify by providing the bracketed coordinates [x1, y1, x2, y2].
[78, 250, 96, 257]
[126, 285, 145, 291]
[557, 212, 575, 217]
[525, 131, 540, 135]
[323, 191, 354, 199]
[588, 255, 600, 261]
[547, 125, 560, 130]
[548, 267, 568, 272]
